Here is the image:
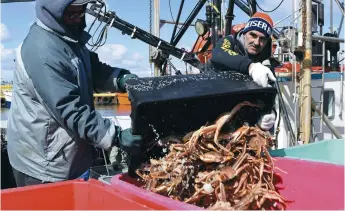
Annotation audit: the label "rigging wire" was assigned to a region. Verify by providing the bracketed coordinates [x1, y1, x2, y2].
[84, 0, 199, 69]
[87, 0, 110, 51]
[169, 0, 181, 30]
[256, 0, 284, 13]
[239, 0, 249, 7]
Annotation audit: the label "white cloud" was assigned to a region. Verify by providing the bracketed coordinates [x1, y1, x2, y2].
[129, 65, 152, 78]
[95, 44, 128, 64]
[0, 42, 152, 81]
[1, 44, 16, 81]
[93, 43, 152, 77]
[124, 62, 153, 77]
[132, 52, 144, 61]
[1, 44, 15, 60]
[122, 59, 137, 67]
[1, 23, 10, 41]
[1, 69, 14, 82]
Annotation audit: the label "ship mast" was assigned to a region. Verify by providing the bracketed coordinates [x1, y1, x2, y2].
[300, 0, 313, 144]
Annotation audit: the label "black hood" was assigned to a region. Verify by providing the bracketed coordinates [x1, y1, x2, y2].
[35, 0, 87, 40]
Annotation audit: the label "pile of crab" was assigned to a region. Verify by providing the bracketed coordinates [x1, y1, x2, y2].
[135, 101, 288, 210]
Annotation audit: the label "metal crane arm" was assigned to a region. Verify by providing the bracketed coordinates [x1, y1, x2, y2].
[86, 4, 201, 68]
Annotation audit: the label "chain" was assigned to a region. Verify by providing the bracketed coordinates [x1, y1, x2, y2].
[301, 0, 307, 48]
[149, 0, 152, 35]
[149, 0, 153, 67]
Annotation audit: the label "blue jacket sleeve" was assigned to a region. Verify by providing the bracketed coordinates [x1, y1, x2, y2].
[90, 51, 130, 93]
[22, 48, 118, 150]
[210, 36, 252, 74]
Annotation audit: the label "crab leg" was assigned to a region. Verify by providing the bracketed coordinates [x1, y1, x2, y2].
[214, 101, 262, 142]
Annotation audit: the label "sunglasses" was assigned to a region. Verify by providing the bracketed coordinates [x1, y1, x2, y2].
[66, 11, 85, 20]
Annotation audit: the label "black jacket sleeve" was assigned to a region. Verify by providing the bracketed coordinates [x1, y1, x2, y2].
[90, 51, 131, 93]
[210, 36, 253, 74]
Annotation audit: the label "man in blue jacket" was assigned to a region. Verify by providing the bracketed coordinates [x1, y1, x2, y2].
[210, 12, 277, 132]
[7, 0, 143, 187]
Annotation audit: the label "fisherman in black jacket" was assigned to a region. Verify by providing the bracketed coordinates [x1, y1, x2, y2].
[211, 12, 276, 88]
[210, 12, 277, 131]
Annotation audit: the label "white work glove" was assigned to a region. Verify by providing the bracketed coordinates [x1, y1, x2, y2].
[258, 111, 276, 131]
[261, 59, 271, 67]
[249, 62, 276, 87]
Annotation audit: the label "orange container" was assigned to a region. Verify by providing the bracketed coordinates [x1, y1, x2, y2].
[1, 179, 157, 210]
[116, 104, 132, 116]
[117, 93, 131, 105]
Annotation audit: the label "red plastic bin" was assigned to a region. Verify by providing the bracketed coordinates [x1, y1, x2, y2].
[273, 157, 344, 210]
[1, 179, 158, 210]
[110, 157, 344, 210]
[111, 174, 202, 210]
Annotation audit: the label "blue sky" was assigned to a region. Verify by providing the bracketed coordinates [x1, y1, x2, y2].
[1, 0, 344, 81]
